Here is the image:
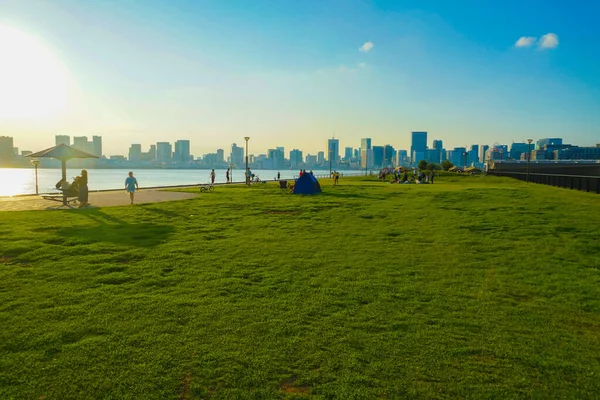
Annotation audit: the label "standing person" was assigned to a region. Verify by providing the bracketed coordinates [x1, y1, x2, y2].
[277, 172, 280, 180]
[210, 169, 216, 185]
[334, 171, 340, 186]
[78, 170, 89, 208]
[125, 171, 139, 204]
[431, 171, 435, 184]
[226, 168, 230, 184]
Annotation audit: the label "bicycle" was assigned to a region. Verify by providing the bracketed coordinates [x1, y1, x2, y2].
[199, 184, 214, 192]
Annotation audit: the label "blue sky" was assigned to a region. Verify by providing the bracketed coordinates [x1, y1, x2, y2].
[0, 0, 598, 156]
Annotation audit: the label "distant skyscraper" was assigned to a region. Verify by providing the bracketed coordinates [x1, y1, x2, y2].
[383, 145, 395, 167]
[174, 140, 191, 162]
[305, 154, 317, 165]
[230, 143, 244, 167]
[480, 145, 490, 161]
[72, 136, 88, 151]
[149, 144, 157, 160]
[317, 151, 325, 164]
[372, 146, 384, 167]
[129, 144, 142, 162]
[509, 143, 529, 160]
[360, 138, 372, 168]
[216, 149, 225, 164]
[268, 148, 284, 169]
[92, 135, 102, 157]
[344, 146, 353, 161]
[289, 149, 303, 168]
[0, 136, 14, 156]
[156, 142, 172, 162]
[55, 135, 70, 146]
[537, 138, 562, 150]
[395, 150, 408, 166]
[411, 132, 428, 155]
[432, 139, 443, 150]
[468, 145, 479, 165]
[327, 138, 339, 167]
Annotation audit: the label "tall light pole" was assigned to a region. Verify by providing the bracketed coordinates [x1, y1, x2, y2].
[244, 136, 250, 186]
[329, 149, 332, 177]
[31, 159, 40, 194]
[527, 138, 533, 183]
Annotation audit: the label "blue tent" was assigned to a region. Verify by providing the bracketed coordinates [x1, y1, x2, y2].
[293, 173, 322, 195]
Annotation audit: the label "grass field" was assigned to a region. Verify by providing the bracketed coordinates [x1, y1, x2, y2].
[1, 175, 599, 399]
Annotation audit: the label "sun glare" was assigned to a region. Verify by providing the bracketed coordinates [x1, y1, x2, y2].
[0, 25, 68, 119]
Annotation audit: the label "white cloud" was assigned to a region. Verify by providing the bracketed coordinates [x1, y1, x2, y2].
[515, 36, 536, 48]
[538, 33, 559, 49]
[359, 41, 374, 52]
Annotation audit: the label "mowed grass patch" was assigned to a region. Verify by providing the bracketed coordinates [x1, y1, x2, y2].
[1, 175, 599, 399]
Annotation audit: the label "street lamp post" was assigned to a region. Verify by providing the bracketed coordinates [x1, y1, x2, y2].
[329, 149, 332, 177]
[499, 150, 503, 162]
[527, 139, 533, 183]
[31, 159, 40, 194]
[244, 136, 250, 186]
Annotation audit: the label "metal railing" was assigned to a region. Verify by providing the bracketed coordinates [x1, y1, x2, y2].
[488, 171, 600, 194]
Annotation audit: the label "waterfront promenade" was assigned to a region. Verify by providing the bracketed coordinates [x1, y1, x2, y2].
[0, 187, 199, 211]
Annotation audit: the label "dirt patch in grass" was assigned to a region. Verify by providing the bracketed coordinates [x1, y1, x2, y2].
[179, 374, 192, 400]
[280, 375, 310, 395]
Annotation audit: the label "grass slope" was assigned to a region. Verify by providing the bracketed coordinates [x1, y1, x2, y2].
[1, 176, 599, 399]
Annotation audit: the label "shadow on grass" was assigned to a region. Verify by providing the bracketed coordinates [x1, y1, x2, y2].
[57, 209, 174, 248]
[138, 205, 186, 219]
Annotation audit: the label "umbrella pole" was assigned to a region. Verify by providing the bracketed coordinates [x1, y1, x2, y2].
[62, 161, 67, 206]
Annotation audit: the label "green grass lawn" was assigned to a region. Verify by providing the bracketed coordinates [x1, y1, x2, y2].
[1, 175, 599, 399]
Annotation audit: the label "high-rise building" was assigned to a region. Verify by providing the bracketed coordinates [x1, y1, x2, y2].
[480, 145, 490, 161]
[360, 138, 372, 169]
[0, 136, 14, 156]
[317, 151, 325, 164]
[268, 148, 284, 169]
[92, 135, 102, 157]
[216, 149, 225, 164]
[509, 143, 529, 160]
[344, 147, 353, 161]
[537, 138, 562, 150]
[156, 142, 172, 162]
[395, 150, 408, 166]
[289, 149, 303, 168]
[432, 139, 443, 150]
[410, 132, 427, 156]
[230, 143, 244, 167]
[468, 145, 479, 165]
[383, 145, 395, 167]
[129, 144, 142, 162]
[174, 140, 191, 163]
[327, 138, 339, 168]
[55, 135, 70, 146]
[447, 147, 468, 166]
[72, 136, 88, 151]
[305, 154, 317, 166]
[372, 146, 384, 167]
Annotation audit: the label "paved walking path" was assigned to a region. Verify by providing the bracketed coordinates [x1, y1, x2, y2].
[0, 188, 199, 211]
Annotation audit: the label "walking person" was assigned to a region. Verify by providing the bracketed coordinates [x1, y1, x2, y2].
[125, 171, 139, 204]
[226, 168, 230, 184]
[277, 171, 280, 180]
[78, 170, 89, 208]
[210, 169, 216, 185]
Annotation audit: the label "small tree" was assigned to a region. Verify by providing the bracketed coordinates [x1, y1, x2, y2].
[442, 160, 454, 171]
[418, 160, 428, 170]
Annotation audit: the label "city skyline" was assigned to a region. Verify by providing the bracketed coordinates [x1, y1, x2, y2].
[1, 1, 599, 155]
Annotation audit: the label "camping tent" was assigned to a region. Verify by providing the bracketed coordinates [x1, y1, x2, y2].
[293, 173, 321, 195]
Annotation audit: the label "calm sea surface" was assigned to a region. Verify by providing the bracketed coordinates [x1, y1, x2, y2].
[0, 168, 363, 196]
